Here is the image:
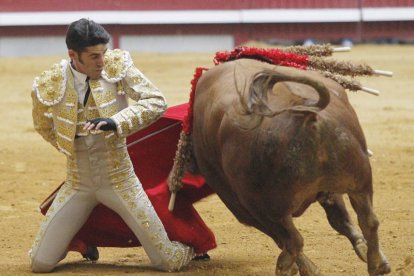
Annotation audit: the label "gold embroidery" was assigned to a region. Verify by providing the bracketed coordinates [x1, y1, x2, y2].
[89, 80, 119, 119]
[142, 221, 150, 229]
[29, 183, 76, 258]
[104, 50, 124, 78]
[102, 49, 132, 82]
[155, 242, 164, 250]
[34, 60, 69, 106]
[131, 73, 143, 84]
[54, 70, 78, 156]
[116, 81, 125, 95]
[128, 201, 137, 209]
[113, 183, 194, 271]
[137, 210, 146, 220]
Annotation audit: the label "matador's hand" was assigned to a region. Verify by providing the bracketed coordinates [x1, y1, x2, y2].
[84, 118, 117, 131]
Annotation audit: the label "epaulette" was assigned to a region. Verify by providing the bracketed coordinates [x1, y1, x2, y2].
[33, 60, 68, 106]
[102, 49, 133, 83]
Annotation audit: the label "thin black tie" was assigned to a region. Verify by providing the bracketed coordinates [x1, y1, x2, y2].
[84, 77, 90, 106]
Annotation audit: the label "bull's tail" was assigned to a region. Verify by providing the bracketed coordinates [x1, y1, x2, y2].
[243, 69, 330, 117]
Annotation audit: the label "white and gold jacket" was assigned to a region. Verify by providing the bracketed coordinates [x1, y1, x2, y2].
[31, 49, 167, 160]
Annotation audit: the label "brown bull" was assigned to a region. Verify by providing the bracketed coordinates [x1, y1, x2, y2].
[191, 59, 391, 275]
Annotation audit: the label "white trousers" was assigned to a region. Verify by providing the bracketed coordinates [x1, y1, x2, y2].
[30, 134, 193, 273]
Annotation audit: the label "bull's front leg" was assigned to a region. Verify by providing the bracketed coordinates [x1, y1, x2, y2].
[349, 192, 391, 275]
[318, 192, 368, 262]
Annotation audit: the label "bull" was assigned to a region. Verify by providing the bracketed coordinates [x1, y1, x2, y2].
[190, 58, 391, 275]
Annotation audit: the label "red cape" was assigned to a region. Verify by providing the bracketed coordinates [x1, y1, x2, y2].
[40, 103, 216, 254]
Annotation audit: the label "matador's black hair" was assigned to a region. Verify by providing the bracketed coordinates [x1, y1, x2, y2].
[65, 18, 110, 53]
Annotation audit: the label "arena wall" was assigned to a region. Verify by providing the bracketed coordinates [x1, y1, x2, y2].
[0, 0, 413, 56]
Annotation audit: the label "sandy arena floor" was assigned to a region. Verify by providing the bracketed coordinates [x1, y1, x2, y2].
[0, 45, 413, 275]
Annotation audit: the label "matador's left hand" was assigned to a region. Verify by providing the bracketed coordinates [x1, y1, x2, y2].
[85, 118, 117, 131]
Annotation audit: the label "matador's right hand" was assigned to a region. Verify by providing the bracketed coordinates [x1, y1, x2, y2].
[84, 118, 117, 131]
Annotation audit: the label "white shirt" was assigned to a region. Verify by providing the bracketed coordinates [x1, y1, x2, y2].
[69, 64, 89, 105]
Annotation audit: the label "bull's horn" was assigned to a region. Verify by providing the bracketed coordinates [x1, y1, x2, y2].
[361, 87, 380, 96]
[367, 149, 374, 157]
[333, 46, 351, 52]
[374, 70, 393, 77]
[168, 192, 176, 211]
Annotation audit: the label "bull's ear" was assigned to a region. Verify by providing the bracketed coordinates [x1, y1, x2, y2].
[303, 112, 318, 127]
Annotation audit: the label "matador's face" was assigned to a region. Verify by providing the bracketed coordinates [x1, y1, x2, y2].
[69, 44, 108, 80]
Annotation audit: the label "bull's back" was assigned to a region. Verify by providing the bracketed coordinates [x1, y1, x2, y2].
[195, 58, 356, 119]
[192, 59, 370, 202]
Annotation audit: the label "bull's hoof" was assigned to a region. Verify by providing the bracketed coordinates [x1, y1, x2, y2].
[296, 254, 323, 276]
[369, 262, 391, 276]
[353, 239, 368, 263]
[276, 263, 299, 276]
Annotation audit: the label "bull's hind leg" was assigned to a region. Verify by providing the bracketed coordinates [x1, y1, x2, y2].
[348, 192, 391, 275]
[318, 192, 368, 262]
[270, 216, 322, 276]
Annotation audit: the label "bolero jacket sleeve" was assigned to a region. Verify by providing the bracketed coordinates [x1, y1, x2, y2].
[31, 61, 67, 151]
[105, 50, 167, 137]
[31, 88, 59, 150]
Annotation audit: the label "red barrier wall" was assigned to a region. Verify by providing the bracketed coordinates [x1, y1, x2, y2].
[3, 0, 412, 12]
[0, 0, 413, 48]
